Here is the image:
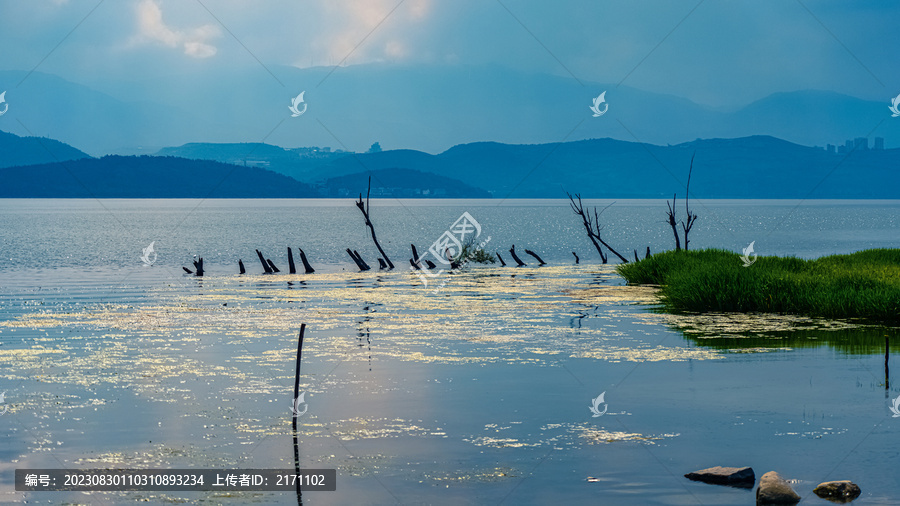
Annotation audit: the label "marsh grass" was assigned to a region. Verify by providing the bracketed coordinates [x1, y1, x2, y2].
[616, 248, 900, 325]
[455, 241, 495, 264]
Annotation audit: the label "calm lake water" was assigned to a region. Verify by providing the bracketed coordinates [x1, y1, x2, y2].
[0, 199, 898, 505]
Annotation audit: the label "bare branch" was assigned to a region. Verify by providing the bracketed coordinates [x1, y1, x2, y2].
[355, 175, 394, 269]
[681, 153, 698, 250]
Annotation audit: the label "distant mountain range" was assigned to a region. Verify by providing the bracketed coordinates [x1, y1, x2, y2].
[0, 130, 90, 168]
[0, 155, 317, 198]
[2, 129, 898, 199]
[158, 135, 900, 199]
[1, 65, 898, 156]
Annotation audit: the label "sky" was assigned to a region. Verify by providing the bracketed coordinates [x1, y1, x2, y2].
[1, 0, 897, 109]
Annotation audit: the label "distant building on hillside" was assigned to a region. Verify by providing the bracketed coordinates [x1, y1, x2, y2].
[834, 137, 884, 153]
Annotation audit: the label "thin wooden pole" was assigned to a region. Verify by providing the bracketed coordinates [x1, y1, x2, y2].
[293, 324, 306, 411]
[292, 324, 306, 502]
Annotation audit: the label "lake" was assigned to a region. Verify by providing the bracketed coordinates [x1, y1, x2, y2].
[0, 199, 898, 505]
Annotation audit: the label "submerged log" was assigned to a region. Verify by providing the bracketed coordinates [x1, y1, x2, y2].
[524, 249, 546, 265]
[573, 252, 579, 264]
[346, 248, 371, 271]
[409, 258, 420, 270]
[354, 250, 371, 270]
[298, 248, 315, 274]
[378, 258, 388, 270]
[267, 259, 280, 273]
[192, 257, 204, 277]
[183, 267, 193, 274]
[496, 252, 507, 266]
[239, 259, 246, 274]
[287, 247, 297, 274]
[256, 249, 273, 274]
[425, 259, 436, 269]
[509, 245, 526, 267]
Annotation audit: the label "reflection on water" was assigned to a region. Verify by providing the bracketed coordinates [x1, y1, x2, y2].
[661, 311, 894, 355]
[1, 262, 898, 504]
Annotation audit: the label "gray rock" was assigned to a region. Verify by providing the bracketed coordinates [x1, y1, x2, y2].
[684, 466, 755, 487]
[813, 481, 861, 503]
[757, 471, 801, 505]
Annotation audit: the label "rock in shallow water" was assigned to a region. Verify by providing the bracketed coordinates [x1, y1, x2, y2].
[813, 480, 861, 502]
[757, 471, 800, 505]
[684, 466, 755, 487]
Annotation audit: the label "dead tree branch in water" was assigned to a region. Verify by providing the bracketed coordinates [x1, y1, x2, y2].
[681, 153, 698, 250]
[192, 257, 204, 276]
[346, 248, 371, 271]
[566, 192, 628, 263]
[666, 195, 681, 251]
[356, 176, 394, 269]
[509, 245, 526, 267]
[297, 248, 314, 273]
[525, 249, 546, 265]
[256, 249, 273, 274]
[287, 247, 296, 274]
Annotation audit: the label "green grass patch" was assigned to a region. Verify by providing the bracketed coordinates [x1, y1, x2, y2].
[616, 248, 900, 325]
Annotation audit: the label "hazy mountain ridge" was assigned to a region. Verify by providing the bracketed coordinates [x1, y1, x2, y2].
[0, 130, 90, 168]
[2, 65, 898, 156]
[311, 135, 900, 198]
[0, 155, 317, 198]
[3, 128, 897, 198]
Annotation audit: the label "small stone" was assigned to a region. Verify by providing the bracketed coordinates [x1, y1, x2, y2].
[684, 466, 755, 487]
[813, 481, 861, 503]
[757, 471, 800, 505]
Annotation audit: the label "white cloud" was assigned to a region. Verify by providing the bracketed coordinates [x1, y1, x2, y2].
[313, 0, 433, 65]
[134, 0, 219, 58]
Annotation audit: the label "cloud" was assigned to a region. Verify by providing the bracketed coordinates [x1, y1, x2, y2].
[312, 0, 433, 64]
[135, 0, 219, 58]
